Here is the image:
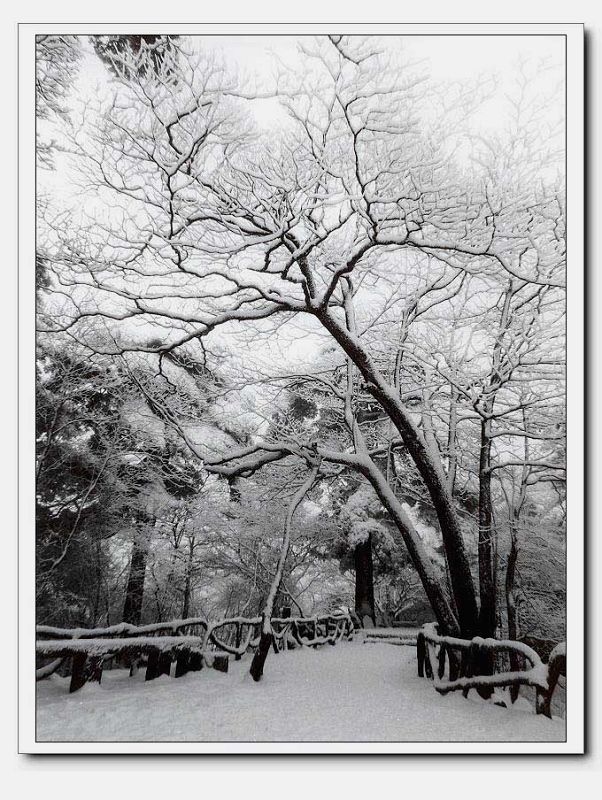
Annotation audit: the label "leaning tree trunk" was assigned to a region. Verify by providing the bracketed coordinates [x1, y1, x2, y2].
[354, 534, 376, 628]
[318, 308, 479, 639]
[337, 285, 463, 638]
[250, 462, 321, 682]
[358, 456, 461, 637]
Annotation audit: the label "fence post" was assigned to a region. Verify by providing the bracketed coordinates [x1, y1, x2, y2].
[417, 632, 425, 677]
[145, 649, 160, 681]
[537, 649, 566, 718]
[158, 651, 172, 677]
[188, 650, 203, 672]
[87, 655, 104, 685]
[438, 643, 447, 680]
[424, 640, 434, 679]
[213, 654, 229, 673]
[175, 650, 190, 678]
[69, 653, 87, 692]
[69, 653, 103, 693]
[462, 643, 479, 697]
[235, 622, 242, 661]
[447, 648, 460, 681]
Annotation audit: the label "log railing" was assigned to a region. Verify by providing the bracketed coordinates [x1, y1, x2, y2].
[205, 617, 262, 659]
[416, 623, 566, 718]
[36, 616, 209, 641]
[360, 628, 418, 646]
[271, 613, 354, 650]
[36, 636, 208, 693]
[36, 612, 355, 692]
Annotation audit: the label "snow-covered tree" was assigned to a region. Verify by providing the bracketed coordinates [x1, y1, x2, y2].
[37, 35, 565, 646]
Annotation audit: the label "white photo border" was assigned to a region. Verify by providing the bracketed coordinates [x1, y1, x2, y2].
[18, 21, 585, 755]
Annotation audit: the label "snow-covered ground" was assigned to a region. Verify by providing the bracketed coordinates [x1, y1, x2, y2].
[36, 642, 565, 742]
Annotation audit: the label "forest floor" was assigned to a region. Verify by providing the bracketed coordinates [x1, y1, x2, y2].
[36, 641, 566, 743]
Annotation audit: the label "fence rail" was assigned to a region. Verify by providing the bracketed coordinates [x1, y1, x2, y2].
[36, 612, 355, 693]
[359, 628, 418, 647]
[416, 623, 566, 718]
[36, 617, 209, 641]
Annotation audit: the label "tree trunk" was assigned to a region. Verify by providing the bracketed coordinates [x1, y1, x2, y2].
[506, 517, 521, 702]
[318, 309, 479, 638]
[474, 419, 497, 695]
[249, 463, 320, 681]
[181, 568, 191, 620]
[181, 537, 194, 619]
[476, 282, 514, 643]
[506, 519, 520, 642]
[478, 418, 497, 639]
[354, 534, 376, 628]
[447, 385, 459, 494]
[358, 455, 461, 637]
[249, 626, 274, 682]
[122, 533, 149, 626]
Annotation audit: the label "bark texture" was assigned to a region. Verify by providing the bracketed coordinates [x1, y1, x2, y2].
[354, 534, 376, 627]
[122, 534, 149, 626]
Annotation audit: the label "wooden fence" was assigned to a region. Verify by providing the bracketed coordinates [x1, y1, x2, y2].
[36, 616, 210, 641]
[416, 623, 566, 718]
[36, 612, 355, 693]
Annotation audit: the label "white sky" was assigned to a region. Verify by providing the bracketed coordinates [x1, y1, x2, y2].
[37, 34, 566, 434]
[40, 33, 565, 192]
[208, 34, 563, 79]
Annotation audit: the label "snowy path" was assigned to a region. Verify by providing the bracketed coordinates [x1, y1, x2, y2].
[36, 641, 565, 742]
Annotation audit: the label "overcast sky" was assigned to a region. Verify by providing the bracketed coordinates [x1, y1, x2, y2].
[37, 33, 566, 435]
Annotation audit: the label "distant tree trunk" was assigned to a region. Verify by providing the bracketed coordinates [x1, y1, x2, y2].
[506, 515, 522, 702]
[122, 532, 149, 626]
[505, 408, 529, 653]
[477, 284, 514, 644]
[273, 589, 286, 617]
[92, 535, 102, 624]
[181, 565, 192, 620]
[476, 418, 496, 695]
[375, 596, 392, 627]
[181, 536, 195, 619]
[506, 519, 520, 642]
[478, 418, 497, 640]
[354, 534, 376, 628]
